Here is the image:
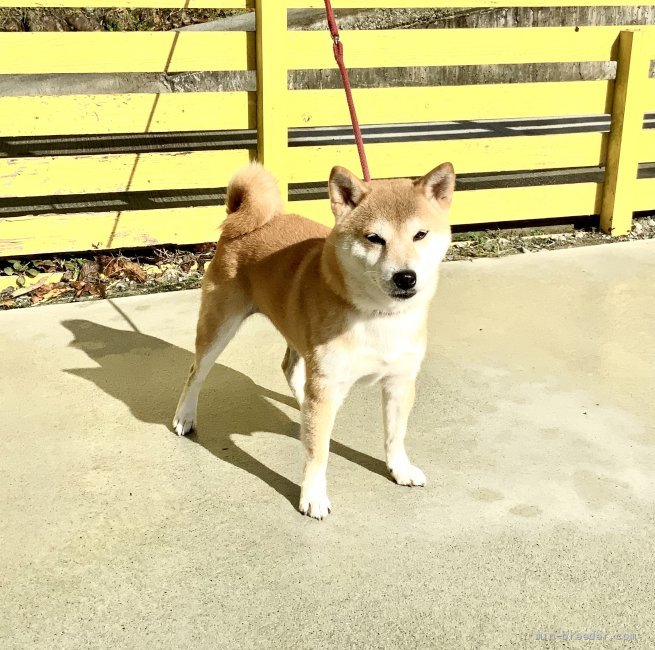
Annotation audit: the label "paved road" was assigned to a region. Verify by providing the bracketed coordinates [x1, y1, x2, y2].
[1, 241, 654, 648]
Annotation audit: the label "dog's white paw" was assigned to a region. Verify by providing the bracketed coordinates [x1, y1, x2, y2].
[389, 462, 426, 487]
[172, 408, 196, 436]
[299, 484, 332, 520]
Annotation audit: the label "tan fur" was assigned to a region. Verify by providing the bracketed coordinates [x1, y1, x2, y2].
[173, 161, 455, 519]
[222, 163, 284, 239]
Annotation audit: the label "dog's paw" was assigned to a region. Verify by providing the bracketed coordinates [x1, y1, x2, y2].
[172, 409, 196, 436]
[299, 485, 332, 520]
[389, 463, 426, 487]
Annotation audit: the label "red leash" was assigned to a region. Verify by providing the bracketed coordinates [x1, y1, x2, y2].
[323, 0, 371, 182]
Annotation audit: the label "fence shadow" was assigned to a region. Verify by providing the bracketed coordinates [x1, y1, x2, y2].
[61, 318, 389, 511]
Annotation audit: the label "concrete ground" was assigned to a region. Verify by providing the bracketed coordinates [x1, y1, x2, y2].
[1, 240, 654, 649]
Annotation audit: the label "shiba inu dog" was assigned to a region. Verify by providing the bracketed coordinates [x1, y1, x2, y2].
[173, 161, 455, 519]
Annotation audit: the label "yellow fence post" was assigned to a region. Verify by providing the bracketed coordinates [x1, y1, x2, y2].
[600, 30, 650, 236]
[255, 0, 288, 209]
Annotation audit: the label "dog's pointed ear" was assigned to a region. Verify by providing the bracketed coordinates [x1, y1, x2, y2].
[414, 162, 455, 209]
[328, 166, 370, 222]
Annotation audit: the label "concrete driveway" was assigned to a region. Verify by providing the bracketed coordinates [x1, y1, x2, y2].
[1, 240, 654, 648]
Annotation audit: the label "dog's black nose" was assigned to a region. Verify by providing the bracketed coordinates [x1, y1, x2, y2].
[392, 270, 417, 290]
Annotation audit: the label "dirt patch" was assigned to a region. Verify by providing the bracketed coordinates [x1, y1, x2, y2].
[448, 216, 655, 261]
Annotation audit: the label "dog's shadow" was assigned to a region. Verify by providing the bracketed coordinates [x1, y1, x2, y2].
[62, 318, 388, 510]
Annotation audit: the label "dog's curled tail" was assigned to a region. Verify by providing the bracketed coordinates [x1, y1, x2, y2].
[221, 163, 283, 239]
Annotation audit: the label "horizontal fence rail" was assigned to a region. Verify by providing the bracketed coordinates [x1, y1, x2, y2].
[0, 1, 654, 258]
[286, 81, 617, 126]
[0, 93, 255, 137]
[2, 33, 255, 74]
[287, 26, 655, 68]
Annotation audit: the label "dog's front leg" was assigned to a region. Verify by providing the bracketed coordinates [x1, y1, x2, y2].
[298, 377, 344, 519]
[382, 375, 426, 487]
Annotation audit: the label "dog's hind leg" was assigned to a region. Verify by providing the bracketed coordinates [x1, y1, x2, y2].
[173, 282, 252, 436]
[281, 346, 305, 407]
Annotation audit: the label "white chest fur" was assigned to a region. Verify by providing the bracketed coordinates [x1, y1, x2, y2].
[320, 307, 427, 389]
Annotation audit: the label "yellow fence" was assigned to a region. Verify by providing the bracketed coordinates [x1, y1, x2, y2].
[0, 1, 654, 258]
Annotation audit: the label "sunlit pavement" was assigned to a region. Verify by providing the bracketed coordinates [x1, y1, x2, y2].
[1, 240, 653, 648]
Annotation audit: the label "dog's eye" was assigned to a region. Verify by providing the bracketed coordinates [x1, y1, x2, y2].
[413, 230, 428, 241]
[366, 233, 386, 246]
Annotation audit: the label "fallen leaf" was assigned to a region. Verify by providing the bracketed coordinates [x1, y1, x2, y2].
[70, 281, 105, 298]
[79, 260, 100, 283]
[101, 257, 121, 278]
[31, 284, 70, 304]
[10, 275, 51, 298]
[101, 257, 146, 283]
[121, 260, 147, 283]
